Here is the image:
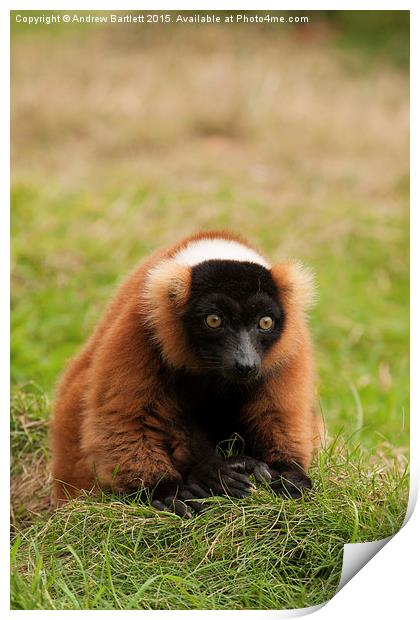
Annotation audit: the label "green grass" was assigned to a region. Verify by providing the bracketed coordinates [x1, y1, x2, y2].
[10, 397, 408, 610]
[11, 14, 409, 610]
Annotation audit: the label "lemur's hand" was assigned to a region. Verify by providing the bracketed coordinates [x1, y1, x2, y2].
[187, 457, 256, 499]
[223, 455, 272, 484]
[151, 480, 208, 517]
[268, 463, 312, 499]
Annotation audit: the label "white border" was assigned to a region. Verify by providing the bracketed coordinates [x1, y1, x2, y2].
[4, 2, 416, 618]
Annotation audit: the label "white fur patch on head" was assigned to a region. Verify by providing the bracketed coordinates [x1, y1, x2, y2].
[174, 238, 270, 268]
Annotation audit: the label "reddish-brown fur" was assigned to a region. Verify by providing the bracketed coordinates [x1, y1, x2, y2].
[51, 231, 323, 502]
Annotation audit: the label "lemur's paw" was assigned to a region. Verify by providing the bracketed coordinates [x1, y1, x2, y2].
[188, 459, 256, 499]
[152, 496, 192, 518]
[152, 481, 208, 517]
[224, 455, 272, 484]
[269, 466, 312, 499]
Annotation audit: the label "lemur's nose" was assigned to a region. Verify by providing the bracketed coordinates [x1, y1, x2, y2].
[235, 361, 258, 378]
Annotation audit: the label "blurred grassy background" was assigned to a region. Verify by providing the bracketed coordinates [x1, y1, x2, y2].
[10, 10, 409, 610]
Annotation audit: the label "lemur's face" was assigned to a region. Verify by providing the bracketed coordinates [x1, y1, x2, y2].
[182, 261, 284, 383]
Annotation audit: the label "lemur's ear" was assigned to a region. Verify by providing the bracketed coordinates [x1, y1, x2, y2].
[143, 260, 191, 311]
[271, 261, 316, 313]
[142, 260, 195, 368]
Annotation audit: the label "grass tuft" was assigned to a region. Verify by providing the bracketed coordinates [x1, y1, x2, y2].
[11, 432, 408, 610]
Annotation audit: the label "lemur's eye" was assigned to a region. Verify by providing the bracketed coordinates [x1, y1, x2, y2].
[258, 316, 274, 331]
[205, 314, 222, 329]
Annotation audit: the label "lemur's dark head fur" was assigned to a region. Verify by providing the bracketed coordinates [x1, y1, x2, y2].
[182, 260, 284, 382]
[143, 235, 314, 376]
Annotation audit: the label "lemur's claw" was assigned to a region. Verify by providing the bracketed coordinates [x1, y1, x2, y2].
[224, 455, 272, 484]
[269, 467, 312, 499]
[187, 458, 255, 499]
[152, 481, 208, 516]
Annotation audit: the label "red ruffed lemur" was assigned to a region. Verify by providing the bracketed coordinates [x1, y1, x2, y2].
[51, 231, 323, 516]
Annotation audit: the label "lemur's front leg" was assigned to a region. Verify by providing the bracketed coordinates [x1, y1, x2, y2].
[244, 409, 314, 498]
[242, 379, 316, 500]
